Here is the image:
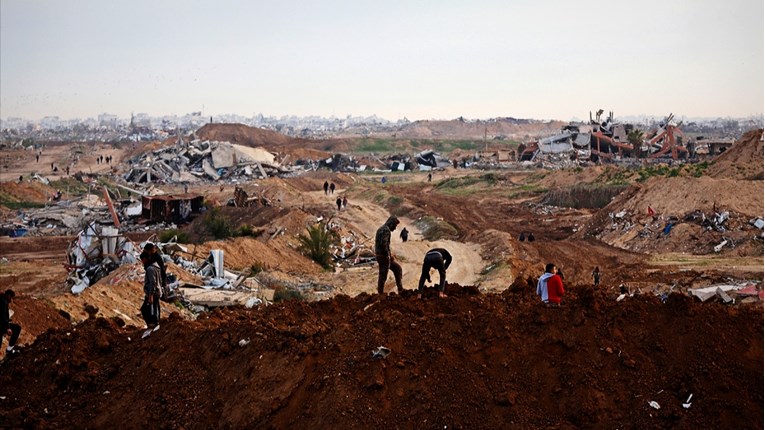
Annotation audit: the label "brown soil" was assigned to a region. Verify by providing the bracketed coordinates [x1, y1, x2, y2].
[707, 129, 764, 180]
[0, 127, 762, 428]
[0, 287, 761, 429]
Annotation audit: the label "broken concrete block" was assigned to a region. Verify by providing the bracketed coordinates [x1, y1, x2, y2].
[716, 287, 734, 304]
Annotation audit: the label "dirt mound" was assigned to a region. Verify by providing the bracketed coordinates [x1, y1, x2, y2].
[0, 295, 70, 360]
[0, 180, 56, 208]
[196, 123, 294, 148]
[579, 175, 763, 255]
[0, 287, 761, 429]
[707, 129, 764, 180]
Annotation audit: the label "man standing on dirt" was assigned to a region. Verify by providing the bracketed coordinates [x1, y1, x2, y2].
[140, 251, 162, 338]
[592, 267, 601, 286]
[144, 243, 168, 298]
[418, 248, 452, 299]
[330, 182, 336, 194]
[375, 216, 404, 295]
[336, 197, 342, 211]
[1, 290, 21, 355]
[400, 227, 409, 242]
[323, 181, 329, 194]
[342, 196, 348, 208]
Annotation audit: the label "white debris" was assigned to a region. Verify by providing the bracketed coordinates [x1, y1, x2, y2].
[648, 401, 660, 410]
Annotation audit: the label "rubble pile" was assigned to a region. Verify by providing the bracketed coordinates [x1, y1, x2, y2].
[0, 286, 761, 428]
[123, 139, 290, 184]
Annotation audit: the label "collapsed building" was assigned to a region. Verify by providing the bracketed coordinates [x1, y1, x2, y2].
[124, 139, 289, 184]
[520, 110, 698, 165]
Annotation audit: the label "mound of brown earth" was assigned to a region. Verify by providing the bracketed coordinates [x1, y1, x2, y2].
[0, 286, 761, 429]
[0, 296, 70, 360]
[707, 128, 764, 180]
[0, 181, 56, 208]
[578, 174, 763, 256]
[196, 123, 294, 148]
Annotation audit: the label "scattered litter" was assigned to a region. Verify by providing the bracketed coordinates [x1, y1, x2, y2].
[713, 240, 728, 253]
[616, 294, 626, 302]
[142, 329, 152, 339]
[648, 401, 660, 410]
[103, 391, 110, 395]
[239, 339, 251, 347]
[372, 346, 391, 359]
[683, 393, 693, 409]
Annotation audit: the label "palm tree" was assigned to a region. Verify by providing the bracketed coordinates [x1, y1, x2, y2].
[297, 223, 337, 270]
[627, 129, 645, 157]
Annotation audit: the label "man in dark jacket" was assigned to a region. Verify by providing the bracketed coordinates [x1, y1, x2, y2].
[418, 248, 452, 299]
[140, 252, 162, 338]
[1, 290, 21, 354]
[144, 243, 168, 298]
[375, 216, 404, 294]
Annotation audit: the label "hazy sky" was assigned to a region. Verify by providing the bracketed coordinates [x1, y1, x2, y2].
[1, 0, 763, 121]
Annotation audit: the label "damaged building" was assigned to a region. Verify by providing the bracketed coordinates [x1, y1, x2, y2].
[124, 139, 289, 184]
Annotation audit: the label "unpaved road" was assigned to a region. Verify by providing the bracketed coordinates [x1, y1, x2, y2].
[305, 188, 484, 295]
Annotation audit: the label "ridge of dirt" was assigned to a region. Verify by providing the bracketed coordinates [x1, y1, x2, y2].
[707, 128, 764, 180]
[0, 286, 761, 429]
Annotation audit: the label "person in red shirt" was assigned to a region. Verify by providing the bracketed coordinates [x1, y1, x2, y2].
[547, 264, 565, 306]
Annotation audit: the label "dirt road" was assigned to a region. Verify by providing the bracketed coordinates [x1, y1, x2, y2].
[305, 188, 484, 294]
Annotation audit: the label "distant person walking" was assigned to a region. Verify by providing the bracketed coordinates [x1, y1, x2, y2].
[418, 248, 452, 299]
[329, 182, 336, 194]
[527, 232, 535, 242]
[519, 232, 526, 242]
[592, 266, 601, 286]
[36, 154, 39, 163]
[427, 173, 432, 182]
[336, 197, 342, 211]
[342, 196, 348, 208]
[400, 227, 409, 242]
[375, 216, 404, 295]
[1, 290, 21, 355]
[323, 181, 329, 195]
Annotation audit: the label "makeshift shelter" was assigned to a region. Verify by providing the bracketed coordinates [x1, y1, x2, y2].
[142, 194, 204, 223]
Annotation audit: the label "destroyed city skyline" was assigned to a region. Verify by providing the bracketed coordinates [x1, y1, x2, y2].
[1, 0, 763, 121]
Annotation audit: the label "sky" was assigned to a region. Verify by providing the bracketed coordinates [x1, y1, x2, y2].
[1, 0, 763, 121]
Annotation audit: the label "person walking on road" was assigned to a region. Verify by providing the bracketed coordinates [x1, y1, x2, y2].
[400, 227, 409, 242]
[342, 196, 348, 208]
[336, 197, 342, 211]
[592, 266, 601, 286]
[329, 182, 336, 194]
[375, 216, 404, 295]
[323, 181, 329, 194]
[418, 248, 452, 299]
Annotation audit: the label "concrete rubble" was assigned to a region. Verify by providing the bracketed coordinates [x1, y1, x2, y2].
[123, 139, 289, 184]
[65, 226, 265, 311]
[689, 281, 762, 303]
